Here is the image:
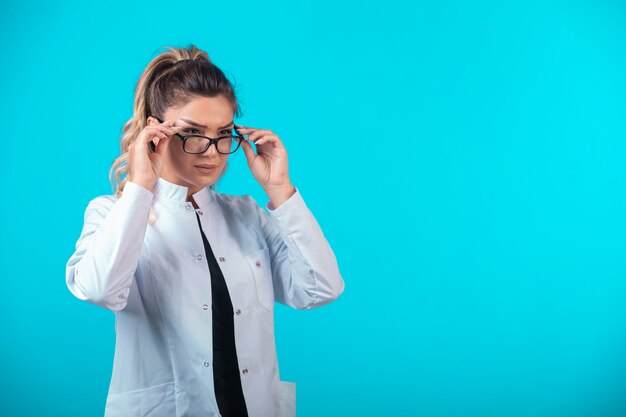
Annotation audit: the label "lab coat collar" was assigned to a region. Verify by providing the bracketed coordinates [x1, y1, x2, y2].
[153, 176, 216, 209]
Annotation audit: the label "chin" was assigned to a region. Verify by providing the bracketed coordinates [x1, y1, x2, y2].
[191, 176, 215, 186]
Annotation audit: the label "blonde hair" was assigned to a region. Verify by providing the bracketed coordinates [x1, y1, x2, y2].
[108, 44, 242, 222]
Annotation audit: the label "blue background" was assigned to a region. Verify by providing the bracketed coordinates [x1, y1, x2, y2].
[1, 0, 626, 416]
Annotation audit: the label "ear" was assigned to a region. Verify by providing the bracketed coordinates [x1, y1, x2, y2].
[146, 116, 157, 126]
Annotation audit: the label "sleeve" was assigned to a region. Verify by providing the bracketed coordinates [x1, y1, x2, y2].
[65, 181, 154, 312]
[250, 187, 345, 310]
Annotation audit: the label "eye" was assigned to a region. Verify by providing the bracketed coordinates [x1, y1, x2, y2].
[183, 128, 232, 136]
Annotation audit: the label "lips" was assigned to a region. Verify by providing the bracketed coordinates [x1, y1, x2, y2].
[195, 164, 218, 169]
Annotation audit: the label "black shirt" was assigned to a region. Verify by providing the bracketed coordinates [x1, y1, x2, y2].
[194, 211, 249, 417]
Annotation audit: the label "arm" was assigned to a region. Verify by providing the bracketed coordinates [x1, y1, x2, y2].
[250, 187, 345, 310]
[65, 181, 154, 311]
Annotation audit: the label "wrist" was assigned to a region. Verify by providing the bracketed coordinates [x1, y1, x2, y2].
[128, 177, 155, 192]
[264, 183, 296, 209]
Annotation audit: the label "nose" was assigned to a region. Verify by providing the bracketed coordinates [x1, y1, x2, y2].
[201, 142, 220, 157]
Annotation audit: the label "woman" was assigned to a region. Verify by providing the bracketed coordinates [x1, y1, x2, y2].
[65, 44, 345, 417]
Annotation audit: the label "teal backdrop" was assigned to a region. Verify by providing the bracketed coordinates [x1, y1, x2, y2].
[1, 0, 626, 416]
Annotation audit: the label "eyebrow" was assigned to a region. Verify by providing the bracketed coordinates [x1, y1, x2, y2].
[180, 118, 234, 130]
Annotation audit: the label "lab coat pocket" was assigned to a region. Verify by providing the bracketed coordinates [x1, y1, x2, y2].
[104, 381, 176, 417]
[246, 247, 275, 311]
[278, 380, 296, 417]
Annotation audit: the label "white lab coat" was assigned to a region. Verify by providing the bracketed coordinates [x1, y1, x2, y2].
[65, 176, 345, 417]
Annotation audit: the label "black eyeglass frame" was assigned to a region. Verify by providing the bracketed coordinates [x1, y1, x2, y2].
[148, 115, 246, 155]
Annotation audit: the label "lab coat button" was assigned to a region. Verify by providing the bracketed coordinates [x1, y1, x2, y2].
[255, 260, 262, 268]
[235, 309, 241, 315]
[219, 257, 225, 262]
[185, 204, 192, 210]
[203, 304, 209, 310]
[242, 368, 248, 375]
[204, 361, 210, 367]
[196, 254, 203, 261]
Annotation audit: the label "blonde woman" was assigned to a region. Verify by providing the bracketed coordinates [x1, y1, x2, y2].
[65, 44, 345, 417]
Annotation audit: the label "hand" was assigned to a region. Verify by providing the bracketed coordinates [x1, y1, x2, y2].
[127, 118, 183, 191]
[238, 125, 296, 205]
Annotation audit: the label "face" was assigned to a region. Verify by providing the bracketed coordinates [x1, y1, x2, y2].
[147, 95, 235, 198]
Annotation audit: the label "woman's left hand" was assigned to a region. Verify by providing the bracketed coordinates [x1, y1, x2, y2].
[237, 125, 296, 206]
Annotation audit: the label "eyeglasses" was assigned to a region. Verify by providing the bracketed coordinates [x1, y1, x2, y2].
[151, 115, 245, 155]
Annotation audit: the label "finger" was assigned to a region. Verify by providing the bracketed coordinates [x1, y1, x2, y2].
[147, 117, 175, 127]
[147, 134, 163, 153]
[150, 125, 183, 135]
[241, 127, 271, 134]
[154, 136, 171, 156]
[246, 130, 274, 144]
[148, 127, 172, 146]
[240, 138, 256, 163]
[252, 133, 279, 146]
[141, 127, 175, 152]
[237, 126, 267, 135]
[135, 131, 152, 152]
[163, 127, 183, 136]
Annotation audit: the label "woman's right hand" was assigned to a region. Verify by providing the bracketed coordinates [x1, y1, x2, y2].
[127, 118, 183, 191]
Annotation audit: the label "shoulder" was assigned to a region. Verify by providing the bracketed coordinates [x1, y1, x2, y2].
[85, 182, 152, 214]
[82, 184, 139, 219]
[82, 193, 118, 219]
[87, 193, 118, 207]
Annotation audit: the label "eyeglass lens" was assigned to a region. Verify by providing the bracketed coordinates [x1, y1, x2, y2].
[183, 135, 240, 154]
